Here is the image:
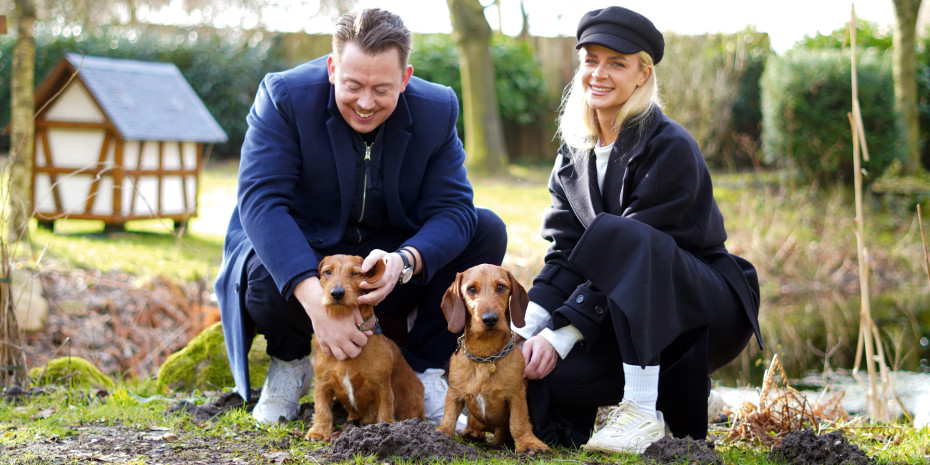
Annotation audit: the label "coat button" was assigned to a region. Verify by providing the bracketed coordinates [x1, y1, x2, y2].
[311, 238, 323, 245]
[235, 283, 239, 292]
[594, 305, 604, 315]
[575, 295, 584, 304]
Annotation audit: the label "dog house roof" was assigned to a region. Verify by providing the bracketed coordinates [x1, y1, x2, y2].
[38, 53, 228, 143]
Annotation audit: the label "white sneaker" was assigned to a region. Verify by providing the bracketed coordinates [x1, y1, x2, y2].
[252, 356, 312, 424]
[584, 400, 667, 454]
[416, 368, 449, 426]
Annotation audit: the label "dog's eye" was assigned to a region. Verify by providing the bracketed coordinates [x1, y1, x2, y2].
[466, 286, 477, 295]
[351, 271, 362, 277]
[323, 270, 332, 276]
[496, 284, 506, 293]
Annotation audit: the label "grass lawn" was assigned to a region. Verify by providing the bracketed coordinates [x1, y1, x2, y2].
[4, 160, 930, 464]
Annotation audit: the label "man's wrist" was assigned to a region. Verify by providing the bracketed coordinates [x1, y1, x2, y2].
[394, 251, 413, 284]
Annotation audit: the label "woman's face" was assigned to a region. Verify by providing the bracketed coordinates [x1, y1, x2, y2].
[580, 45, 650, 122]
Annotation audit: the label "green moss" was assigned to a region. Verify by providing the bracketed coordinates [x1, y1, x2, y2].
[29, 356, 115, 390]
[156, 322, 270, 393]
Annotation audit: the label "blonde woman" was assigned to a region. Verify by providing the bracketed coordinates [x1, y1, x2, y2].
[515, 6, 762, 454]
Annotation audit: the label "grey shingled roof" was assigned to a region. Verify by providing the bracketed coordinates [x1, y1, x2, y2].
[65, 53, 228, 143]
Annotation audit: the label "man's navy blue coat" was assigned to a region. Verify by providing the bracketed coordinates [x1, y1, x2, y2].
[215, 56, 477, 401]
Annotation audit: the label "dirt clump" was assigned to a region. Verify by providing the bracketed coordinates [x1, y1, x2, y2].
[643, 436, 722, 464]
[168, 389, 258, 421]
[768, 429, 873, 465]
[329, 418, 484, 463]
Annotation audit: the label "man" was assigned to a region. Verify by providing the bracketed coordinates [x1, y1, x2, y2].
[215, 8, 507, 426]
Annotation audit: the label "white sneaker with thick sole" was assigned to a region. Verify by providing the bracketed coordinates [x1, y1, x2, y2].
[584, 400, 667, 455]
[252, 356, 313, 425]
[416, 368, 449, 426]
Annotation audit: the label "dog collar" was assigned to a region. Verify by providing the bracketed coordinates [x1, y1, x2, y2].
[457, 333, 515, 373]
[357, 314, 382, 334]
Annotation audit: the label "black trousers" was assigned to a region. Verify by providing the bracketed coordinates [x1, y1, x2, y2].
[527, 216, 757, 447]
[242, 208, 507, 373]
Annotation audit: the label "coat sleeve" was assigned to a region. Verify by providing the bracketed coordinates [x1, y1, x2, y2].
[236, 73, 321, 296]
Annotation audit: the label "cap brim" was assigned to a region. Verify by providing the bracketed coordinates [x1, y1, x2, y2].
[575, 33, 642, 56]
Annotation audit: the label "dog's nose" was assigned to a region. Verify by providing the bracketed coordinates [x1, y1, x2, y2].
[330, 286, 345, 301]
[481, 313, 499, 327]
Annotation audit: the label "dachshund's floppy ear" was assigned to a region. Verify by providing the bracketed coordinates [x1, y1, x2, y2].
[440, 272, 466, 333]
[366, 255, 386, 282]
[508, 270, 529, 328]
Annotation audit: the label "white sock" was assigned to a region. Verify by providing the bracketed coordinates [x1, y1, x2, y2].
[622, 363, 659, 418]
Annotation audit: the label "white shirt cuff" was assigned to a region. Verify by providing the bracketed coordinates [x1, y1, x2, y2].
[512, 301, 551, 340]
[540, 325, 584, 359]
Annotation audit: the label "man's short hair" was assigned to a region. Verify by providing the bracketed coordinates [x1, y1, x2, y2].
[332, 8, 412, 69]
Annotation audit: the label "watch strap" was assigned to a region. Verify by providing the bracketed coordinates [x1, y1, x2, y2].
[396, 251, 412, 284]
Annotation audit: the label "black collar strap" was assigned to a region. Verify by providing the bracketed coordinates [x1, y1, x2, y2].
[457, 333, 515, 364]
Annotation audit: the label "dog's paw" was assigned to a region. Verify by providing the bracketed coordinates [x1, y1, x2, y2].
[515, 438, 550, 454]
[304, 428, 332, 442]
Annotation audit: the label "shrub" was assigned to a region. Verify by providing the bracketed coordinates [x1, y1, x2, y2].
[412, 33, 551, 150]
[760, 48, 903, 184]
[661, 29, 770, 170]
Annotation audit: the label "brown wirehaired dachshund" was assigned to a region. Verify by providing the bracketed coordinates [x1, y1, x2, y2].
[305, 254, 425, 441]
[438, 264, 549, 452]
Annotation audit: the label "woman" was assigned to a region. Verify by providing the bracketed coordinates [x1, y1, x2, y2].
[515, 6, 762, 454]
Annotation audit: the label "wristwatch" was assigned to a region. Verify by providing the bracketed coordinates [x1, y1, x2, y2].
[396, 251, 413, 284]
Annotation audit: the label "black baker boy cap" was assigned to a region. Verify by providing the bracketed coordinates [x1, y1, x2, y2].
[575, 6, 665, 65]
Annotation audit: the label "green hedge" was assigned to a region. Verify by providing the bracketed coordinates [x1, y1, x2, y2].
[760, 49, 903, 184]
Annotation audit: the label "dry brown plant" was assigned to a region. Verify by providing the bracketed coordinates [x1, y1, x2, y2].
[726, 354, 850, 447]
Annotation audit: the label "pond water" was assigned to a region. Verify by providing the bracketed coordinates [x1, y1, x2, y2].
[715, 371, 930, 428]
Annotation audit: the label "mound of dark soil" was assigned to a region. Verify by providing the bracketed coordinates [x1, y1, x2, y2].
[167, 389, 259, 421]
[329, 418, 484, 463]
[768, 430, 873, 465]
[643, 436, 722, 465]
[2, 385, 49, 404]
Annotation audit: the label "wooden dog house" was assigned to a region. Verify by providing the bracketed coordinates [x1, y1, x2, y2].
[32, 53, 227, 231]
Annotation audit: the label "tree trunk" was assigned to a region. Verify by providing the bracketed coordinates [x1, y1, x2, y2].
[1, 0, 35, 387]
[447, 0, 509, 174]
[10, 0, 36, 243]
[891, 0, 924, 175]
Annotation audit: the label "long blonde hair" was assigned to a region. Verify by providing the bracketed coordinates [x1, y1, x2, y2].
[556, 50, 661, 152]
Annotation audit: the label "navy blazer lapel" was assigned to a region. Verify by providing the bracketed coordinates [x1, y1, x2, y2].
[381, 93, 412, 215]
[326, 88, 356, 229]
[558, 148, 602, 228]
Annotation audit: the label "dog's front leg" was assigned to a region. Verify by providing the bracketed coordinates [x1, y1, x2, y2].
[506, 391, 549, 452]
[438, 390, 465, 437]
[376, 379, 395, 423]
[305, 382, 335, 441]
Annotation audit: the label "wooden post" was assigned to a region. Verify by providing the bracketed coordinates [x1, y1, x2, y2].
[0, 15, 7, 34]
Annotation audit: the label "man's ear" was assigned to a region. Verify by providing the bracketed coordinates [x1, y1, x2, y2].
[399, 64, 413, 92]
[327, 54, 337, 84]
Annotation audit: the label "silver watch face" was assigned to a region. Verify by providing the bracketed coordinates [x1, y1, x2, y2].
[400, 266, 413, 284]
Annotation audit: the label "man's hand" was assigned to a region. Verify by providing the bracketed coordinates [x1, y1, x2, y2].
[522, 335, 558, 380]
[294, 276, 369, 360]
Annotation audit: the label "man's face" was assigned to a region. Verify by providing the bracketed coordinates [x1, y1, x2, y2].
[328, 42, 413, 134]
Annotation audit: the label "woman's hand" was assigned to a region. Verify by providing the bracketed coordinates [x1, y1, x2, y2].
[522, 335, 558, 380]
